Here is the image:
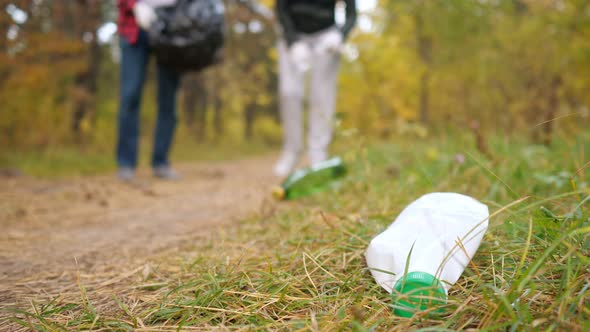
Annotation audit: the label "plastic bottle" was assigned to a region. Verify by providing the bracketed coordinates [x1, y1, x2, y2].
[272, 157, 347, 200]
[365, 193, 489, 317]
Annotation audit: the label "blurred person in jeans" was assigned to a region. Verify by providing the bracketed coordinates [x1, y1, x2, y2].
[273, 0, 356, 177]
[116, 0, 180, 181]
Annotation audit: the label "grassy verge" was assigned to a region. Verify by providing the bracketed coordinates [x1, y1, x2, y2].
[4, 130, 590, 331]
[0, 135, 275, 179]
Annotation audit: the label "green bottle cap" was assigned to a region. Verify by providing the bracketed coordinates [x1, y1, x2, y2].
[391, 271, 447, 317]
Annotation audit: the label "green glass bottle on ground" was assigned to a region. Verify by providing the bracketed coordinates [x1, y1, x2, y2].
[273, 157, 347, 200]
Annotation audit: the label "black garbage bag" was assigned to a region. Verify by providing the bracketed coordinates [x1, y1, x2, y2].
[148, 0, 225, 72]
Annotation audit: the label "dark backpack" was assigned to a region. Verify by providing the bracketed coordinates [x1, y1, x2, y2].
[148, 0, 225, 72]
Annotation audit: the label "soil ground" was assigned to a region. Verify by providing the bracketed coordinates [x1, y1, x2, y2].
[0, 155, 280, 323]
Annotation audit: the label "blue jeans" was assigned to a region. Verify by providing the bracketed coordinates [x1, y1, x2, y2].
[117, 31, 181, 169]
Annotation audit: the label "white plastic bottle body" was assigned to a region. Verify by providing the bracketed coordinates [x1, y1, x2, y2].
[366, 192, 489, 294]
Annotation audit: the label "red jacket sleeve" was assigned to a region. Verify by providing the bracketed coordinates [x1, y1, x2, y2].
[117, 0, 140, 44]
[117, 0, 137, 11]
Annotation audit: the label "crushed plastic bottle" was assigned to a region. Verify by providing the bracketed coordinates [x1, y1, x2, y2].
[272, 157, 347, 200]
[365, 193, 489, 317]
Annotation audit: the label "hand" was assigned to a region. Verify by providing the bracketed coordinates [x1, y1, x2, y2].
[133, 2, 158, 30]
[319, 29, 343, 54]
[289, 41, 311, 73]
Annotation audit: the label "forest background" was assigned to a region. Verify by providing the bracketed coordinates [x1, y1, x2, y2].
[1, 0, 589, 175]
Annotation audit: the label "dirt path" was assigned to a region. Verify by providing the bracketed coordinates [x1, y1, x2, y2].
[0, 155, 279, 315]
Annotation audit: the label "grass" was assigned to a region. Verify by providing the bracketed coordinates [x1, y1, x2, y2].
[2, 129, 589, 331]
[0, 133, 276, 179]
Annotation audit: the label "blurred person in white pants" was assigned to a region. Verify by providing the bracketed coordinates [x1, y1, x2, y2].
[274, 0, 357, 177]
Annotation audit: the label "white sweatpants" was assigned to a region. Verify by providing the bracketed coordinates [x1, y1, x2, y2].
[278, 28, 341, 163]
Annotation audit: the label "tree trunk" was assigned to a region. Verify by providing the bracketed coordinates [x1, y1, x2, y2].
[541, 75, 562, 146]
[71, 0, 101, 142]
[244, 103, 256, 140]
[213, 98, 223, 138]
[0, 0, 11, 83]
[52, 0, 67, 33]
[183, 78, 197, 127]
[419, 71, 430, 125]
[183, 73, 208, 140]
[415, 9, 432, 125]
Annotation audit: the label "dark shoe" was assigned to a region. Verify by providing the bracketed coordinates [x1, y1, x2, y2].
[117, 167, 135, 182]
[153, 166, 181, 180]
